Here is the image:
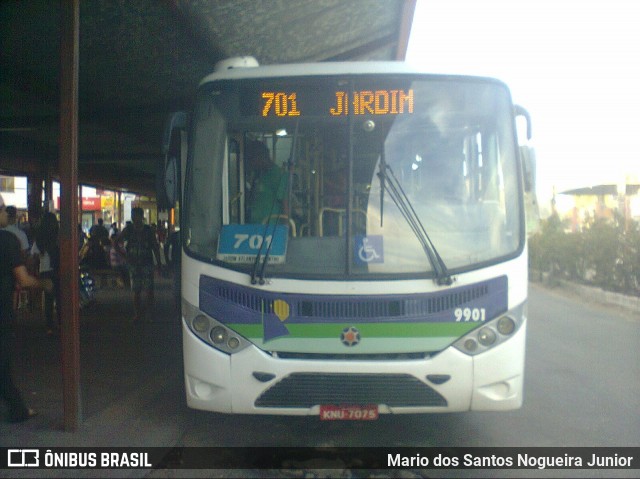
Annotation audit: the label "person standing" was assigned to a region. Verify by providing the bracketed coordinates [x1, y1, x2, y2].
[108, 233, 128, 288]
[1, 194, 52, 422]
[118, 207, 163, 321]
[30, 212, 61, 335]
[245, 140, 289, 223]
[2, 206, 31, 310]
[2, 206, 30, 256]
[89, 218, 109, 247]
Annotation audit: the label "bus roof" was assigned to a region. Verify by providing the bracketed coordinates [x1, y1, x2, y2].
[199, 57, 505, 87]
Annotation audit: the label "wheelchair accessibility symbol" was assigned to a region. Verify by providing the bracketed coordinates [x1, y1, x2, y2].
[354, 235, 384, 264]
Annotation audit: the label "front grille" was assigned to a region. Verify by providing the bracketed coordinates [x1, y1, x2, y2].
[255, 373, 447, 408]
[296, 284, 488, 318]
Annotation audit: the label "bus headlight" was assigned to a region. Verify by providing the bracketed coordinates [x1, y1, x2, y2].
[193, 315, 210, 333]
[497, 316, 516, 335]
[463, 339, 478, 352]
[453, 303, 525, 356]
[477, 327, 497, 346]
[183, 300, 251, 355]
[210, 327, 227, 344]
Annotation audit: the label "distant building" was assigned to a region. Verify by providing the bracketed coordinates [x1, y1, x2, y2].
[559, 182, 640, 232]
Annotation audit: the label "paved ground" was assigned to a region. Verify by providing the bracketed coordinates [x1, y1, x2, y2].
[0, 275, 187, 477]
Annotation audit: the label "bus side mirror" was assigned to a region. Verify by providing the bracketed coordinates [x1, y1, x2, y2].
[164, 156, 178, 208]
[514, 105, 531, 140]
[158, 112, 188, 209]
[514, 105, 539, 234]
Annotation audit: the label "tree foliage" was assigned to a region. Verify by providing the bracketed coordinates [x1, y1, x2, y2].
[529, 213, 639, 295]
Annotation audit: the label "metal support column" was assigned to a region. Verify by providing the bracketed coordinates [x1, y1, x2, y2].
[59, 0, 81, 431]
[27, 174, 44, 226]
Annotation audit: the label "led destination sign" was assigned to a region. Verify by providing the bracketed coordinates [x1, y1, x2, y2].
[260, 89, 414, 118]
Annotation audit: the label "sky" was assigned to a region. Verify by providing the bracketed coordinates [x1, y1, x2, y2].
[406, 0, 640, 211]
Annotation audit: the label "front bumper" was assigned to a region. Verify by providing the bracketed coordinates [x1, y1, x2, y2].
[183, 318, 526, 415]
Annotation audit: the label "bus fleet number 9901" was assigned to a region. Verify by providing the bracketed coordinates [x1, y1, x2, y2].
[454, 307, 486, 322]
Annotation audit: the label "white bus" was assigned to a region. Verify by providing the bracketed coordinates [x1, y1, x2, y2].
[162, 57, 534, 419]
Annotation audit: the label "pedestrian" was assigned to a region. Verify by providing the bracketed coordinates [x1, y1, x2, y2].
[80, 233, 109, 270]
[118, 207, 163, 321]
[2, 206, 31, 310]
[108, 233, 128, 288]
[1, 193, 53, 422]
[89, 218, 109, 247]
[1, 206, 30, 257]
[77, 223, 87, 250]
[30, 212, 61, 335]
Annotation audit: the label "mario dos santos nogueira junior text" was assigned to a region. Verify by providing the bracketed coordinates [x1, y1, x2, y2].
[388, 452, 635, 469]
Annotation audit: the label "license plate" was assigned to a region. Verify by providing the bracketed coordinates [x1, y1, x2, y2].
[319, 405, 379, 420]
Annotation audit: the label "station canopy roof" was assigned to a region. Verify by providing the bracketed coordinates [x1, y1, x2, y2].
[0, 0, 414, 196]
[560, 185, 640, 196]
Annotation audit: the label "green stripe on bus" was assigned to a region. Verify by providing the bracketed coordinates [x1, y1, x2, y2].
[228, 321, 478, 339]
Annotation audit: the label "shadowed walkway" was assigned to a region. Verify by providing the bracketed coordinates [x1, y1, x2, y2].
[1, 276, 188, 477]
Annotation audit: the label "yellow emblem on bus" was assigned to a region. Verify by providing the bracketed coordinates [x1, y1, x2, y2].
[273, 300, 290, 322]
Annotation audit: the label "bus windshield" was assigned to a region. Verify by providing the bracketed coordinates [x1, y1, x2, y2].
[184, 75, 522, 279]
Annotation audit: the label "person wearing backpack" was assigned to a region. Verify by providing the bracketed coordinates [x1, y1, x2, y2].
[118, 207, 163, 322]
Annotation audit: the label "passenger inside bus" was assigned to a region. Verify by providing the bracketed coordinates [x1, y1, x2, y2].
[244, 140, 289, 224]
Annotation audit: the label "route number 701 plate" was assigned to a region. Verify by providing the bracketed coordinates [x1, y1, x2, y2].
[319, 405, 379, 420]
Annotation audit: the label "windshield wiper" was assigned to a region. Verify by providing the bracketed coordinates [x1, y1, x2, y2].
[250, 169, 288, 285]
[377, 156, 453, 286]
[250, 218, 278, 285]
